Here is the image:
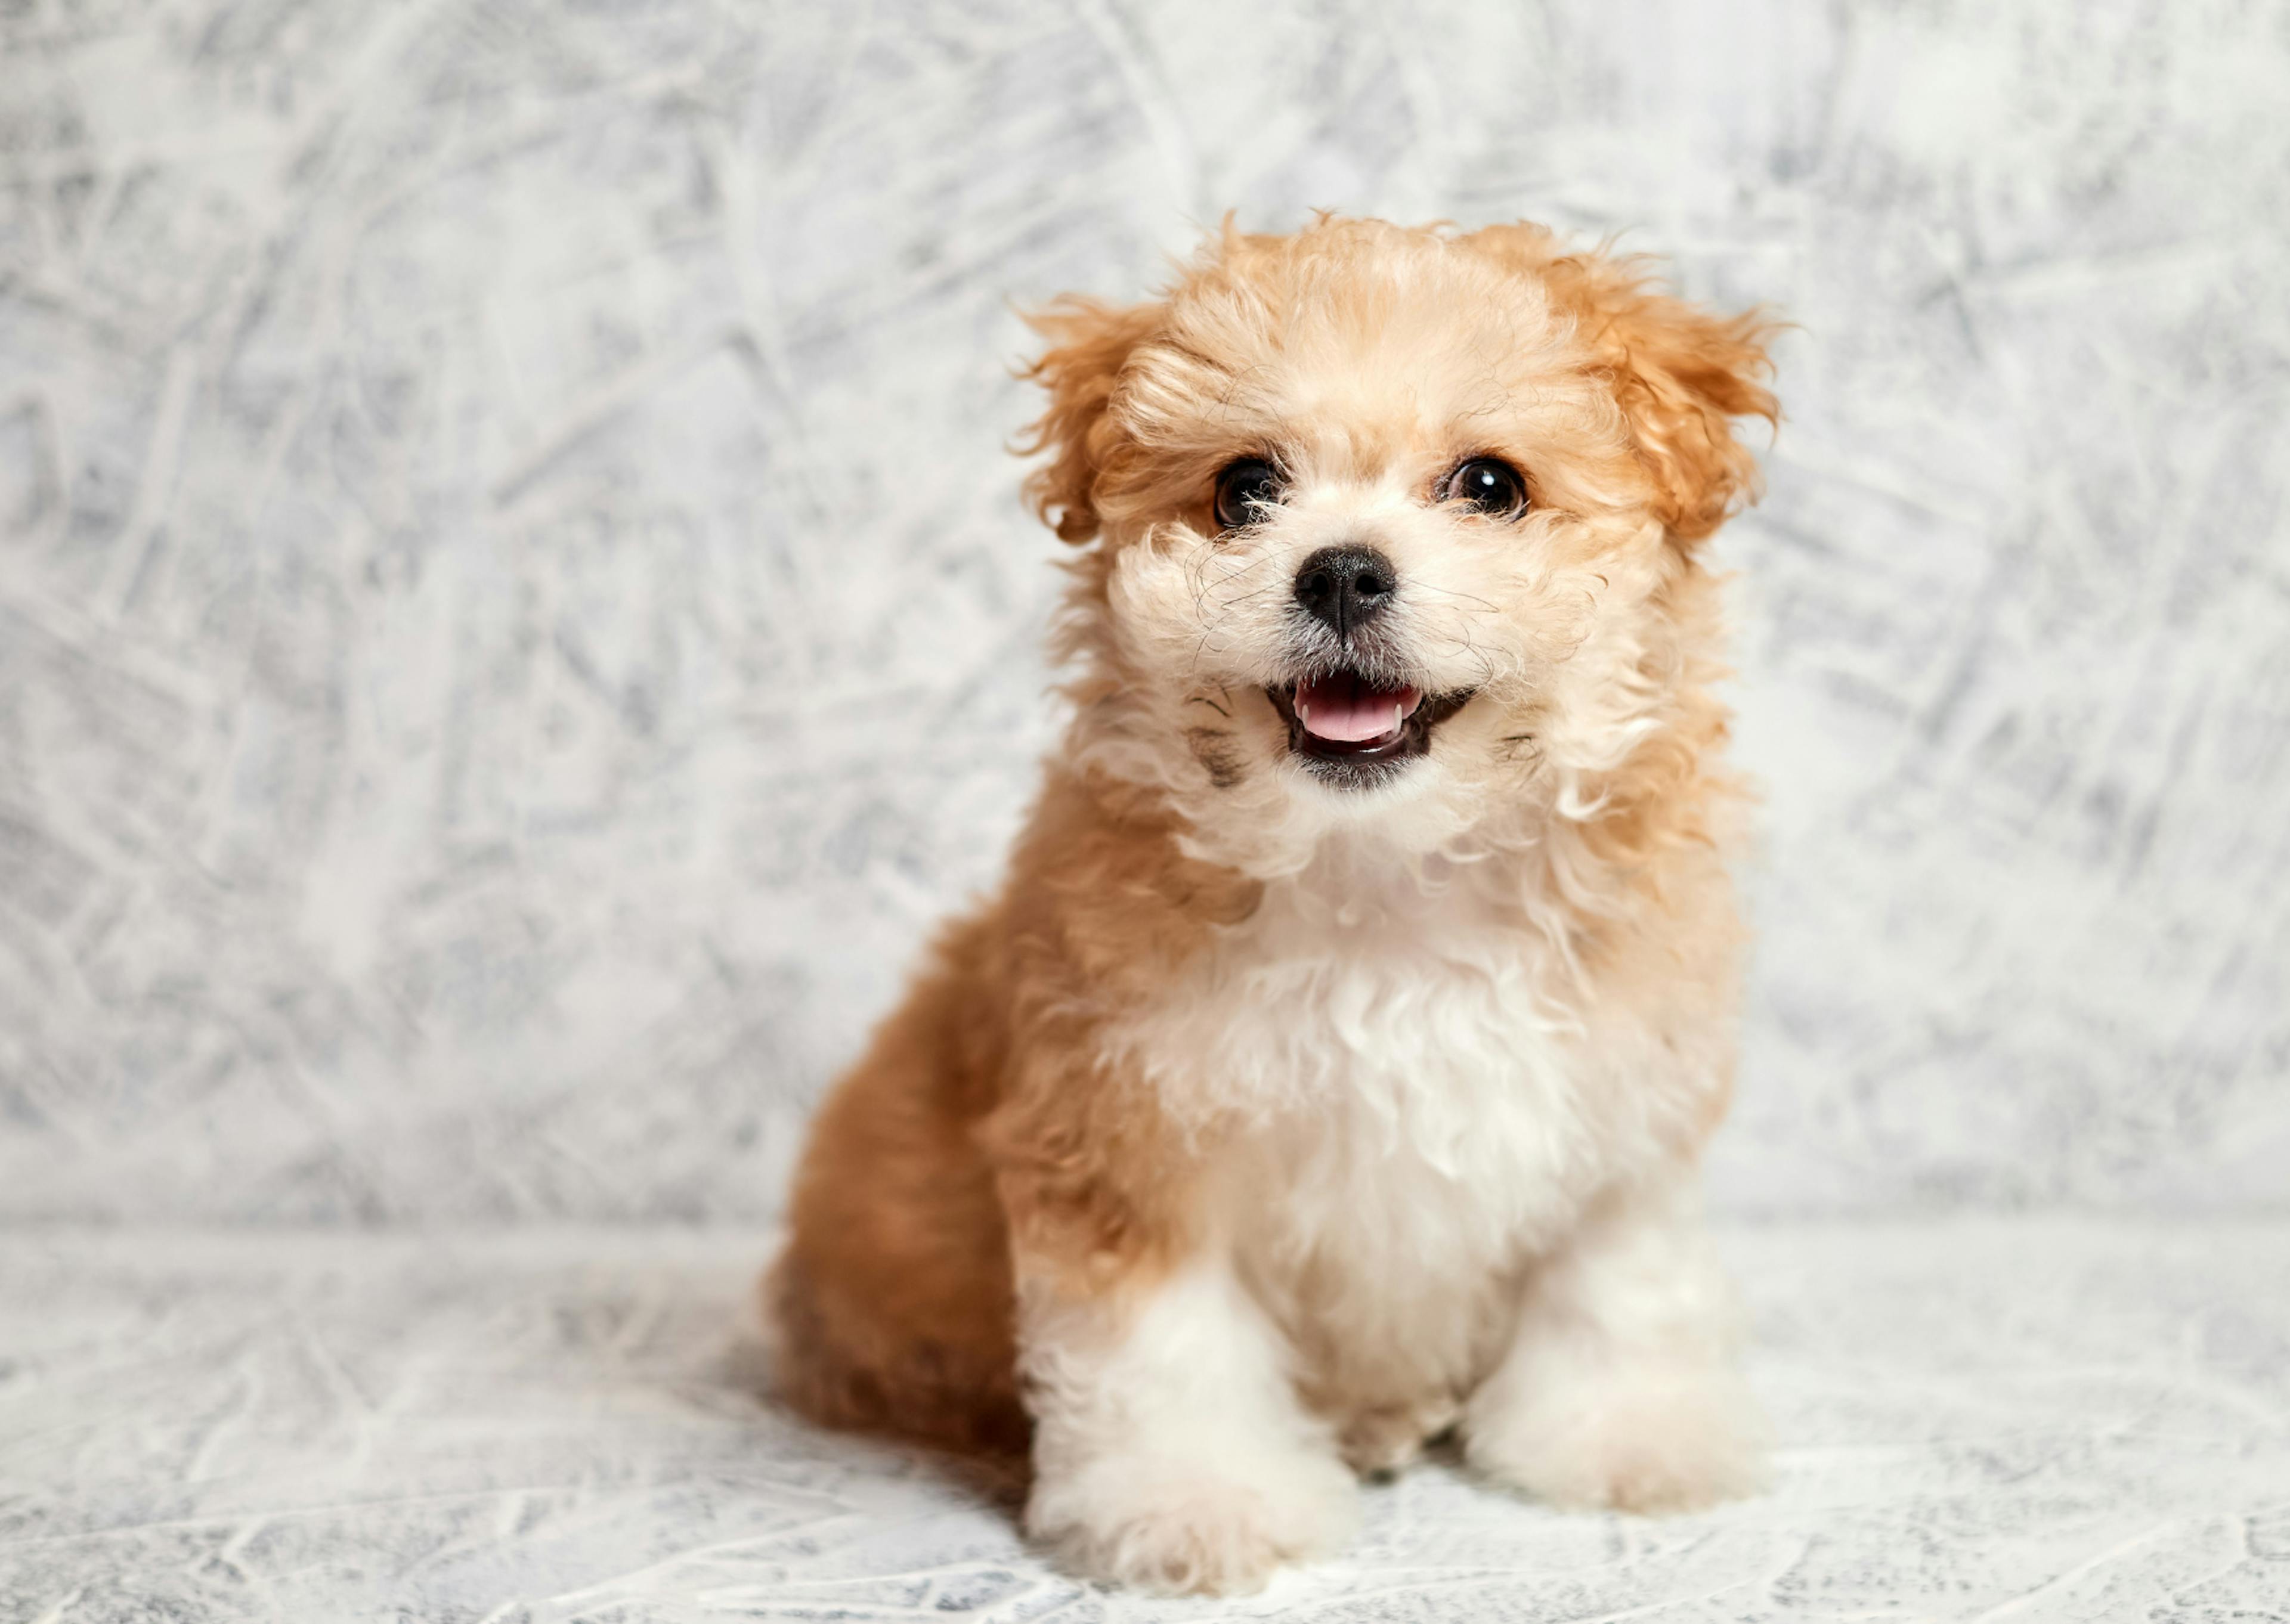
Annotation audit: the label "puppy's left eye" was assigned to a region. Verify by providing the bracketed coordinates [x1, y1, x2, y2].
[1441, 457, 1531, 519]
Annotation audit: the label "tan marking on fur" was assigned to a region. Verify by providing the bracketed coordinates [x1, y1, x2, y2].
[1460, 222, 1781, 544]
[769, 767, 1262, 1454]
[1184, 726, 1246, 788]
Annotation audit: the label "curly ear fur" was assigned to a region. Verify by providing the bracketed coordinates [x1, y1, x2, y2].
[1017, 297, 1166, 545]
[1465, 225, 1779, 544]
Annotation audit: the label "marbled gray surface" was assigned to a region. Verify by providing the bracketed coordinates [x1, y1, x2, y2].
[6, 1220, 2288, 1622]
[2, 0, 2288, 1224]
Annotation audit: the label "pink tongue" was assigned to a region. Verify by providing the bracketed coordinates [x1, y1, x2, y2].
[1295, 674, 1422, 743]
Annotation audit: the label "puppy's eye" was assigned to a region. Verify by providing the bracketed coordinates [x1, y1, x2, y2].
[1443, 457, 1531, 519]
[1213, 458, 1283, 531]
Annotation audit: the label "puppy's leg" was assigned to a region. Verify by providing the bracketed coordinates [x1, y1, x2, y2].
[1465, 1174, 1765, 1513]
[1020, 1249, 1357, 1595]
[767, 923, 1030, 1457]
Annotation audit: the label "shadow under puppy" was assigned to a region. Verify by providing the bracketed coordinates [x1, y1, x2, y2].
[768, 214, 1779, 1595]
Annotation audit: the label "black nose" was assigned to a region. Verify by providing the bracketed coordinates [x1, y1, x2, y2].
[1292, 545, 1397, 640]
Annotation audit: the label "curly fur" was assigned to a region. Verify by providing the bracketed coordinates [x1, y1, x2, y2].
[767, 214, 1780, 1595]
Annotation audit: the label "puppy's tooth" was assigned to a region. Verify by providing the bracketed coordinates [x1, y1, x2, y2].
[1392, 701, 1404, 732]
[1298, 702, 1312, 729]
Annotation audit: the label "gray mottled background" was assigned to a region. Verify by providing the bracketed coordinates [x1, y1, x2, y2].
[2, 0, 2285, 1225]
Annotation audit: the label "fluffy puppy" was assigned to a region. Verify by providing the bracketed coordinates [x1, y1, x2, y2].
[768, 215, 1778, 1595]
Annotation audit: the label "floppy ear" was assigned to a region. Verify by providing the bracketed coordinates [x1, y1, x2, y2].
[1016, 296, 1165, 545]
[1467, 225, 1779, 544]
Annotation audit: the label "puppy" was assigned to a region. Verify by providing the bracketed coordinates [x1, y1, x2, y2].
[768, 215, 1778, 1595]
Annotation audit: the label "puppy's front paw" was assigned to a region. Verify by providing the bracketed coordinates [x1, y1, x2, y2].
[1466, 1361, 1766, 1514]
[1025, 1444, 1356, 1595]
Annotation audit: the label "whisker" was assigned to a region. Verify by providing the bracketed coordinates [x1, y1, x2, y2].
[1404, 581, 1503, 615]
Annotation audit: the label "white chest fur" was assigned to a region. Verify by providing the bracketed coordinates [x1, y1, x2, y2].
[1107, 850, 1635, 1411]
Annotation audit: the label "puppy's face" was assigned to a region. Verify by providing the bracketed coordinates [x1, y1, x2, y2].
[1024, 219, 1773, 859]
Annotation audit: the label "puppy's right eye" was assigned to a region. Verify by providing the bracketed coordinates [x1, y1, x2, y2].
[1213, 458, 1283, 532]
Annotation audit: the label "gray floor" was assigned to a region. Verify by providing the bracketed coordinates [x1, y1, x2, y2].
[6, 1220, 2286, 1622]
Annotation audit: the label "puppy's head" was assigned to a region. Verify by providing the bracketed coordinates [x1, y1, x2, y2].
[1021, 218, 1775, 867]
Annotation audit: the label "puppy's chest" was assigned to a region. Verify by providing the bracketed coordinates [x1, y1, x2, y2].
[1120, 882, 1612, 1274]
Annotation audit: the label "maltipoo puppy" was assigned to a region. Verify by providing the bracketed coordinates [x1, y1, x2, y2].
[768, 215, 1778, 1595]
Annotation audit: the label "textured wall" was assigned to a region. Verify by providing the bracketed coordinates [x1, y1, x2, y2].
[1, 0, 2283, 1223]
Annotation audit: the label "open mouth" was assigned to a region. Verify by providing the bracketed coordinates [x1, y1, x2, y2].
[1265, 670, 1475, 788]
